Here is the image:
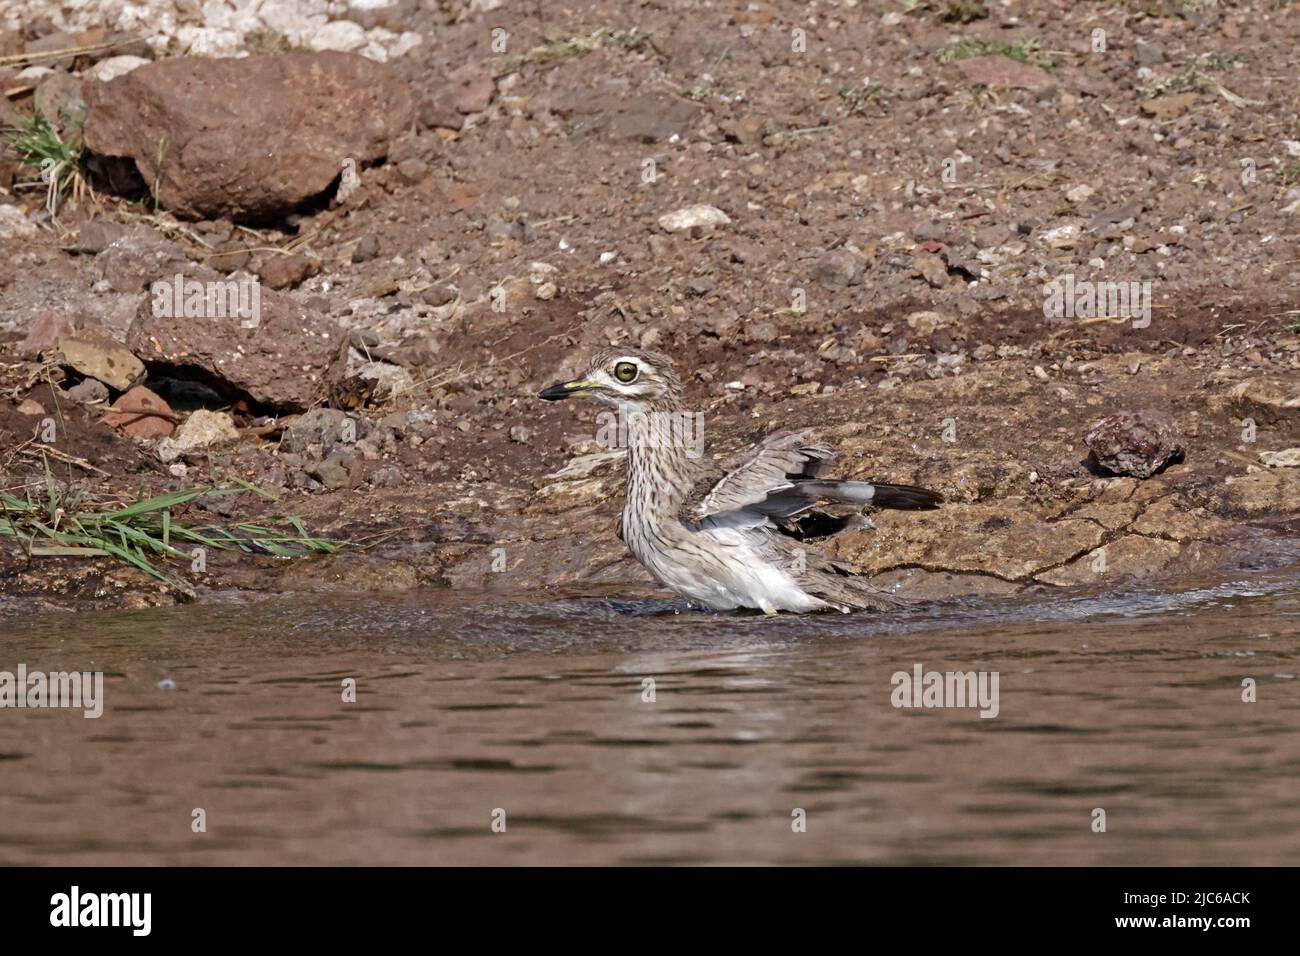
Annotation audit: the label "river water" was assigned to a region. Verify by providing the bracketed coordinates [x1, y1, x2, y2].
[1, 570, 1298, 865]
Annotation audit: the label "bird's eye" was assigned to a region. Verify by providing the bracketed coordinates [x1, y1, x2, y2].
[613, 362, 638, 383]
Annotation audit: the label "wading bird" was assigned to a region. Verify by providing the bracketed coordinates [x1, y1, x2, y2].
[538, 347, 942, 613]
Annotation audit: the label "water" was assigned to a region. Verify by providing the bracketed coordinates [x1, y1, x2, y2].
[2, 572, 1298, 865]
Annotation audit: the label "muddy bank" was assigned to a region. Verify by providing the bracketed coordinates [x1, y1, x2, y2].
[0, 0, 1297, 611]
[3, 332, 1296, 612]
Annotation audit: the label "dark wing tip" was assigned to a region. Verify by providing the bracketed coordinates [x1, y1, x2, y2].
[871, 483, 944, 510]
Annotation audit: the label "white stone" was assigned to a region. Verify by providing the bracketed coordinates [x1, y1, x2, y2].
[357, 361, 414, 399]
[306, 19, 367, 51]
[657, 204, 731, 233]
[905, 310, 949, 335]
[86, 55, 150, 82]
[156, 410, 240, 462]
[174, 26, 245, 58]
[1260, 448, 1300, 468]
[389, 31, 424, 58]
[1039, 223, 1082, 248]
[528, 261, 558, 283]
[0, 205, 37, 239]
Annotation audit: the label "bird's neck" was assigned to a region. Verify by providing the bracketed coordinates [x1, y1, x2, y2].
[621, 399, 699, 526]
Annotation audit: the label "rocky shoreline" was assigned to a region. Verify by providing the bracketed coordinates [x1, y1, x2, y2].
[1, 1, 1297, 611]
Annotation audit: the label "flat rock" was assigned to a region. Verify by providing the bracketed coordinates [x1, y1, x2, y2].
[1035, 535, 1183, 586]
[86, 55, 149, 83]
[56, 331, 145, 392]
[96, 228, 188, 292]
[1223, 378, 1300, 424]
[127, 286, 346, 413]
[1140, 92, 1198, 119]
[104, 385, 176, 438]
[1259, 448, 1300, 468]
[1085, 409, 1185, 479]
[1131, 498, 1235, 542]
[1217, 469, 1300, 517]
[84, 52, 413, 220]
[826, 504, 1103, 581]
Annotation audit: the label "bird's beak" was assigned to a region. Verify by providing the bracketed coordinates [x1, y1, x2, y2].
[538, 379, 595, 401]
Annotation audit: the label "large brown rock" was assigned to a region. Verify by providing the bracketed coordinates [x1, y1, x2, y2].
[127, 284, 347, 412]
[84, 52, 413, 220]
[1084, 409, 1185, 479]
[104, 385, 176, 439]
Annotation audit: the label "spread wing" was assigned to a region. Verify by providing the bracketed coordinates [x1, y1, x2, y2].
[681, 430, 942, 531]
[684, 431, 836, 522]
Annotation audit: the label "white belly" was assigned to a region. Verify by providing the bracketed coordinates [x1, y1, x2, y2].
[627, 521, 827, 613]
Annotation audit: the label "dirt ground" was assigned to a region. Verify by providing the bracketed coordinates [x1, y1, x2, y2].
[0, 0, 1297, 611]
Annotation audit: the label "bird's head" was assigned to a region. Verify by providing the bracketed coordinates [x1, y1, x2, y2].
[537, 347, 682, 410]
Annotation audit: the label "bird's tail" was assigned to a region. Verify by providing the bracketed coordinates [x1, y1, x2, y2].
[794, 480, 943, 510]
[866, 482, 944, 510]
[804, 566, 913, 612]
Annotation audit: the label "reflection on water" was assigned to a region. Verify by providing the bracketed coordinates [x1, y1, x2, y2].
[1, 571, 1298, 865]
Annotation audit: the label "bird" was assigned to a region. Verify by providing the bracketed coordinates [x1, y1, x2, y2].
[538, 347, 943, 614]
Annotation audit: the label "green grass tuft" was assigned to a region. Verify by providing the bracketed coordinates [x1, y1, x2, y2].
[1, 111, 85, 217]
[1, 460, 353, 598]
[497, 27, 661, 72]
[937, 37, 1054, 71]
[838, 81, 889, 113]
